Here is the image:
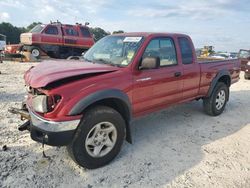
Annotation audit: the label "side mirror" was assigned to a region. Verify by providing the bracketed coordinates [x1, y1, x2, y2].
[139, 57, 160, 70]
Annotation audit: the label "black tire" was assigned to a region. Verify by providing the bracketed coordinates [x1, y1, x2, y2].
[67, 106, 126, 169]
[203, 82, 229, 116]
[30, 47, 40, 58]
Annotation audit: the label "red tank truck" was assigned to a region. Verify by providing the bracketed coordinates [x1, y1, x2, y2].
[19, 21, 94, 59]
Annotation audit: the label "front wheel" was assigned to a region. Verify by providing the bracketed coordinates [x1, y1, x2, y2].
[30, 47, 41, 58]
[203, 82, 229, 116]
[67, 106, 126, 169]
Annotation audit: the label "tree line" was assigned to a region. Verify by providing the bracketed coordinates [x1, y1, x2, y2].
[0, 22, 124, 44]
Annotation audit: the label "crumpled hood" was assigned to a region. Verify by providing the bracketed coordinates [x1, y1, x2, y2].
[24, 60, 119, 88]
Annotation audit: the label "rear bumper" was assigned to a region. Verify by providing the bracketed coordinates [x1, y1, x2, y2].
[29, 110, 80, 146]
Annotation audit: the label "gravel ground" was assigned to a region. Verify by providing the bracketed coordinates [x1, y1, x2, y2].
[0, 61, 250, 188]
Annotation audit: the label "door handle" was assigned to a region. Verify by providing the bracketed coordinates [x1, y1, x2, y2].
[136, 77, 152, 82]
[174, 72, 182, 77]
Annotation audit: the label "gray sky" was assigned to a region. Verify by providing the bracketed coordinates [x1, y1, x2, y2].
[0, 0, 249, 51]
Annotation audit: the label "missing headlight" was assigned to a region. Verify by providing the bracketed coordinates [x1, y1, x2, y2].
[32, 94, 61, 113]
[32, 95, 48, 113]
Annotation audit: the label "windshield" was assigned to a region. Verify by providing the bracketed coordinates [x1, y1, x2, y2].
[238, 50, 250, 58]
[83, 35, 144, 67]
[29, 24, 45, 33]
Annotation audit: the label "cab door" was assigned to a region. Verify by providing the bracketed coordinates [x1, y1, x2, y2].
[132, 37, 183, 116]
[63, 26, 80, 47]
[177, 37, 200, 99]
[41, 25, 62, 45]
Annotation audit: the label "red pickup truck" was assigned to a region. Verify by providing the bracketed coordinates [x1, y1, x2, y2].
[19, 22, 94, 58]
[238, 49, 250, 79]
[11, 32, 240, 169]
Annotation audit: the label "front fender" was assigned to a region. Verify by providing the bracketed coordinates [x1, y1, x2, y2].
[68, 89, 131, 116]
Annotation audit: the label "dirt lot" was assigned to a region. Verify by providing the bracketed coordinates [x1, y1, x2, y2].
[0, 61, 250, 188]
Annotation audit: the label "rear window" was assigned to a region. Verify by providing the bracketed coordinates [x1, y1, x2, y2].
[178, 37, 193, 64]
[80, 27, 91, 37]
[45, 26, 58, 35]
[65, 28, 79, 36]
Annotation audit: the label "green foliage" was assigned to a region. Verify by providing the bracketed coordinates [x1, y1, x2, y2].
[112, 30, 124, 34]
[0, 22, 42, 44]
[89, 27, 110, 42]
[26, 22, 42, 32]
[0, 22, 26, 44]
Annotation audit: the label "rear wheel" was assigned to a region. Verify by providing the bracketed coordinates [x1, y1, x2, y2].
[67, 106, 126, 169]
[203, 82, 229, 116]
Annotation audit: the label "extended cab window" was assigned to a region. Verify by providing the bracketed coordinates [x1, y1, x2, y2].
[45, 26, 58, 35]
[65, 28, 79, 36]
[80, 27, 91, 37]
[143, 38, 177, 67]
[178, 37, 193, 64]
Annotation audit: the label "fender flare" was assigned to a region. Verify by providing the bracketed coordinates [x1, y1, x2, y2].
[69, 89, 132, 143]
[207, 70, 231, 97]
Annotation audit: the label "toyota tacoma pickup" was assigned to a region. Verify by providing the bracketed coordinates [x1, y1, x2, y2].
[10, 32, 240, 169]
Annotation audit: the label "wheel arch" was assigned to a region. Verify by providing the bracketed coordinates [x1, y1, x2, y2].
[69, 89, 132, 143]
[207, 70, 231, 98]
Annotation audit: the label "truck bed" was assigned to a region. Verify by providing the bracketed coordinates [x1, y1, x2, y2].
[197, 58, 240, 96]
[197, 57, 238, 64]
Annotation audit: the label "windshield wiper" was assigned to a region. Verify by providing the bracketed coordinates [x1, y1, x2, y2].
[94, 58, 121, 67]
[83, 56, 92, 62]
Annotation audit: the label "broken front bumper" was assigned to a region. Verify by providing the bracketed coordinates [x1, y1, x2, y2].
[9, 107, 80, 146]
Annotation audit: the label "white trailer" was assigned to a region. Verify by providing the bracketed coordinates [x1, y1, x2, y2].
[0, 34, 6, 51]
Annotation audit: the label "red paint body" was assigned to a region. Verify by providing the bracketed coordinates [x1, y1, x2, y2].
[24, 33, 241, 122]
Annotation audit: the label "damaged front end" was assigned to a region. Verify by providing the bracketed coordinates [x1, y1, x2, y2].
[9, 96, 80, 147]
[9, 60, 119, 147]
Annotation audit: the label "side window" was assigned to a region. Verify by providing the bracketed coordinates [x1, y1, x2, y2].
[45, 26, 58, 35]
[178, 37, 193, 64]
[143, 38, 177, 67]
[80, 27, 91, 37]
[65, 28, 79, 36]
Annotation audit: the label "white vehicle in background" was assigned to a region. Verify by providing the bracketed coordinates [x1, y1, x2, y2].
[0, 34, 6, 51]
[209, 52, 231, 59]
